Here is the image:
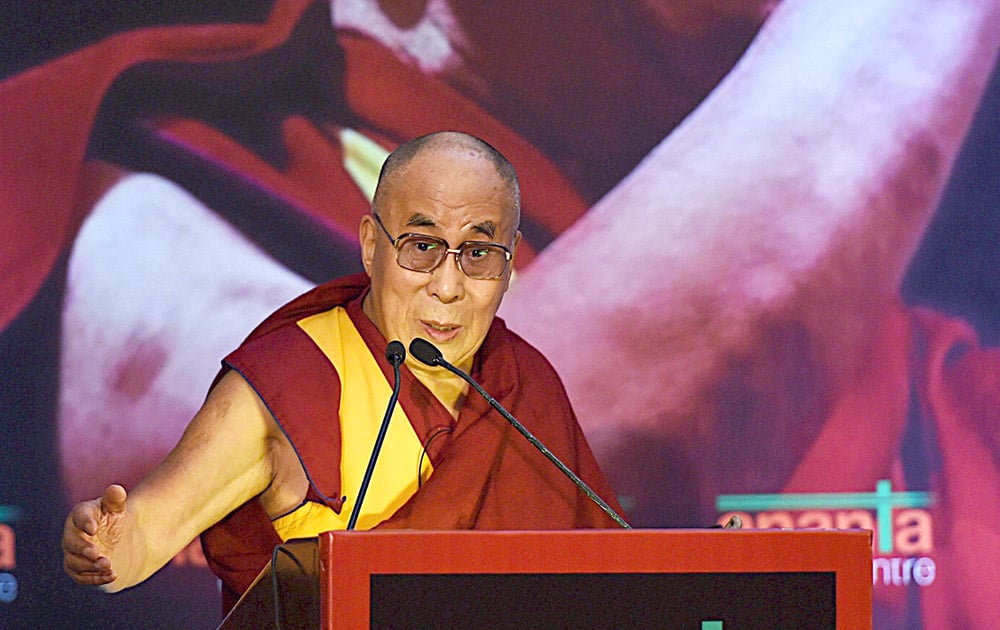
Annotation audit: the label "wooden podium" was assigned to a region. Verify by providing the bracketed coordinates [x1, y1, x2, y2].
[219, 529, 872, 629]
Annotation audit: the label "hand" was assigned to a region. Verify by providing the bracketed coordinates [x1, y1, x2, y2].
[62, 484, 128, 587]
[710, 514, 744, 529]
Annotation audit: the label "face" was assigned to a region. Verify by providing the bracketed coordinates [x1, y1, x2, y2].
[360, 145, 521, 373]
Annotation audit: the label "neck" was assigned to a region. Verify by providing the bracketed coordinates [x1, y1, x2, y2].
[408, 359, 469, 419]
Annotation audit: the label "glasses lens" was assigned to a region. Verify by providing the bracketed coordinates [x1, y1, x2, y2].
[458, 243, 509, 279]
[397, 236, 448, 272]
[395, 235, 510, 279]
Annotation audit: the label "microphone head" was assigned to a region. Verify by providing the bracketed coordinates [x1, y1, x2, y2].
[408, 338, 443, 367]
[385, 340, 406, 366]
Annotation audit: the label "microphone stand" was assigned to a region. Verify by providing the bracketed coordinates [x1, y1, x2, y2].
[347, 342, 405, 530]
[410, 339, 630, 529]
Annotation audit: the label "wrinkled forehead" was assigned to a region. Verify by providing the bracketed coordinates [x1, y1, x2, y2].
[377, 146, 520, 232]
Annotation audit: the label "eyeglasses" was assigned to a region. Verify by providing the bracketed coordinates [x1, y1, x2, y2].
[372, 213, 513, 280]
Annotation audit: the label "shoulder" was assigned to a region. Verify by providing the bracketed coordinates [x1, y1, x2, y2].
[488, 316, 562, 378]
[483, 317, 574, 416]
[237, 274, 370, 343]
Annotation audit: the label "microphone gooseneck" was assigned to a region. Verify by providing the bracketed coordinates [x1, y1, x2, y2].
[347, 340, 406, 530]
[407, 338, 631, 529]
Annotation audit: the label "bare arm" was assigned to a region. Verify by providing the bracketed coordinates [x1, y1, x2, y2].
[502, 0, 999, 432]
[62, 370, 279, 591]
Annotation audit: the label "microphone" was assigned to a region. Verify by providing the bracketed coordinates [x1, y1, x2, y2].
[407, 337, 445, 366]
[385, 340, 405, 365]
[347, 340, 406, 530]
[408, 338, 630, 529]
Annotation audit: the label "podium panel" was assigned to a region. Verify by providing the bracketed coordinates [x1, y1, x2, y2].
[320, 529, 872, 629]
[370, 571, 834, 627]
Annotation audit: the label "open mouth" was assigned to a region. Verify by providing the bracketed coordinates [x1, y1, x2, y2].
[420, 320, 461, 342]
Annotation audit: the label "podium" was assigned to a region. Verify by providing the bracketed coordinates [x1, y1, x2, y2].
[219, 529, 872, 629]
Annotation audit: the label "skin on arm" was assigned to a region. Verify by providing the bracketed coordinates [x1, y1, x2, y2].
[500, 0, 1000, 493]
[62, 370, 303, 591]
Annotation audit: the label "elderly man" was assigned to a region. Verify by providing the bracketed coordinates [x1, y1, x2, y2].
[61, 131, 623, 609]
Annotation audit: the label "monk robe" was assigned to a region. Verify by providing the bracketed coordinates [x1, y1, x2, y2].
[201, 273, 626, 610]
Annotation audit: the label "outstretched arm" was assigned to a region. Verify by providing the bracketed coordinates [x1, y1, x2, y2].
[61, 370, 279, 591]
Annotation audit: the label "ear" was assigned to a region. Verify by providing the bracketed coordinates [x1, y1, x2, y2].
[511, 230, 522, 255]
[359, 214, 377, 276]
[502, 230, 523, 291]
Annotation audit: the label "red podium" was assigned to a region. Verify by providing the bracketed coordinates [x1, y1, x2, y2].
[219, 529, 872, 629]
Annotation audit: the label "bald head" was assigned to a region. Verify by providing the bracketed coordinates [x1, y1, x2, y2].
[372, 131, 521, 227]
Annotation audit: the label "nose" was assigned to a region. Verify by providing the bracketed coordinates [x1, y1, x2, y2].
[426, 251, 466, 303]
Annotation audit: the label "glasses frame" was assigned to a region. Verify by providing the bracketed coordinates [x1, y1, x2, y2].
[372, 213, 513, 280]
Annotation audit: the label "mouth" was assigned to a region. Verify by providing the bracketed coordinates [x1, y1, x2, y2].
[419, 320, 462, 343]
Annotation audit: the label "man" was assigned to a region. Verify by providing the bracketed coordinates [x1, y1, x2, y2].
[60, 131, 624, 608]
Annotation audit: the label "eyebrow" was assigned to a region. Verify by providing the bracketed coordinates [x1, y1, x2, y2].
[405, 213, 498, 239]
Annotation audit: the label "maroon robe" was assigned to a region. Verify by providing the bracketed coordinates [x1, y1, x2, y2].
[202, 273, 626, 610]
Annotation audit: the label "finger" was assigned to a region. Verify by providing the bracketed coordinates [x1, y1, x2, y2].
[64, 560, 117, 586]
[61, 526, 105, 563]
[100, 484, 128, 514]
[68, 541, 103, 563]
[63, 551, 112, 576]
[69, 502, 100, 536]
[63, 510, 104, 559]
[61, 530, 96, 558]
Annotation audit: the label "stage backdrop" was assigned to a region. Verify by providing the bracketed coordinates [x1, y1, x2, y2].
[2, 1, 998, 628]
